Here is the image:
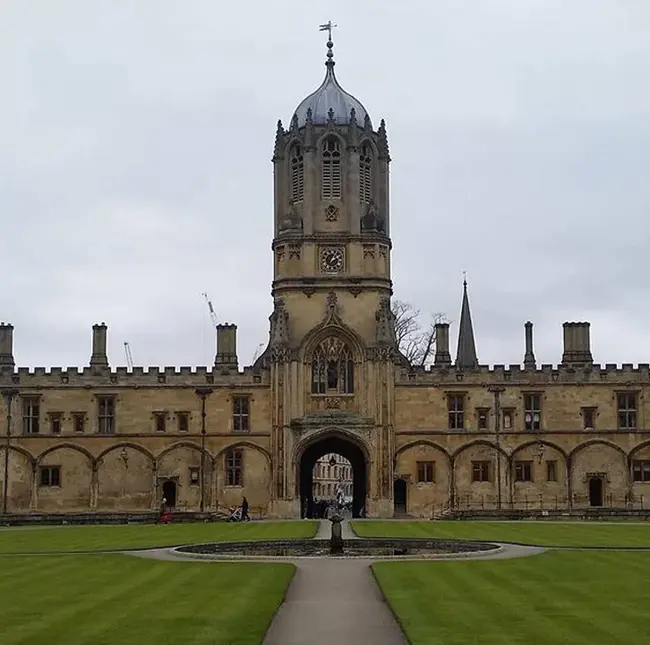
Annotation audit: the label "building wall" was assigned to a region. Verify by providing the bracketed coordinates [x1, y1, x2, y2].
[2, 362, 650, 517]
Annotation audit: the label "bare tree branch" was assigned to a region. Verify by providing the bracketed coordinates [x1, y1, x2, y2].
[392, 300, 449, 367]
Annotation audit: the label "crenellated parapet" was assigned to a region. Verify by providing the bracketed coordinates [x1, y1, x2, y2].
[398, 362, 650, 386]
[6, 364, 270, 389]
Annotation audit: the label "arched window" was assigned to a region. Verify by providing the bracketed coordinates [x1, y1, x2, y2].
[290, 145, 304, 203]
[321, 138, 342, 200]
[359, 143, 373, 203]
[311, 337, 354, 394]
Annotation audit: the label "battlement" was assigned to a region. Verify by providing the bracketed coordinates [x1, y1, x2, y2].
[399, 361, 650, 385]
[2, 364, 268, 388]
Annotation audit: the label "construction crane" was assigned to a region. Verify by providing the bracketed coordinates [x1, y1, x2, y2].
[124, 342, 134, 370]
[202, 292, 218, 329]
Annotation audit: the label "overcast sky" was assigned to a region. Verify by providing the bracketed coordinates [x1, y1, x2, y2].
[2, 0, 649, 370]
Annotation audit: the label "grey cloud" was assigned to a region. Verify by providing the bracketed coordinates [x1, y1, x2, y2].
[2, 1, 650, 369]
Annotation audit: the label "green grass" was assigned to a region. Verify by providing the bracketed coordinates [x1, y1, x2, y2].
[373, 551, 650, 645]
[0, 554, 293, 645]
[352, 520, 650, 547]
[0, 521, 318, 553]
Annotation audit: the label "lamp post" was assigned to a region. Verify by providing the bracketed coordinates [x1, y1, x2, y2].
[488, 386, 505, 510]
[195, 388, 213, 513]
[2, 388, 19, 516]
[119, 447, 129, 499]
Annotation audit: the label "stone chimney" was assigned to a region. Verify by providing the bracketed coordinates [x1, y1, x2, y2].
[215, 323, 238, 370]
[562, 322, 593, 366]
[90, 323, 109, 368]
[434, 322, 452, 367]
[523, 321, 536, 369]
[0, 323, 15, 369]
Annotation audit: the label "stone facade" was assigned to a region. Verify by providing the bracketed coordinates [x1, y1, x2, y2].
[312, 453, 353, 499]
[2, 40, 650, 519]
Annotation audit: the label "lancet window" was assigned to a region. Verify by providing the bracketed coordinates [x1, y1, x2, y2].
[311, 337, 354, 394]
[321, 138, 342, 200]
[290, 145, 304, 203]
[359, 143, 373, 203]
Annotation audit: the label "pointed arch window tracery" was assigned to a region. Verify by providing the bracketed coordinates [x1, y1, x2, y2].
[290, 145, 304, 203]
[321, 138, 342, 200]
[359, 143, 373, 204]
[311, 337, 354, 394]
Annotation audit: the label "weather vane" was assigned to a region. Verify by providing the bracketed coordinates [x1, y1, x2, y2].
[319, 21, 337, 41]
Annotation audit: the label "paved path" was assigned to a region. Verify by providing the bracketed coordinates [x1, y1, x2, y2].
[262, 558, 408, 645]
[125, 519, 545, 645]
[263, 519, 406, 644]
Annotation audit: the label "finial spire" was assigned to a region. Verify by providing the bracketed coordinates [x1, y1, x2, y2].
[463, 270, 467, 289]
[455, 278, 479, 370]
[319, 21, 337, 67]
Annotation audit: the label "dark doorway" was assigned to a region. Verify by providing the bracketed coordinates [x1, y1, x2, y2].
[162, 480, 177, 507]
[299, 434, 367, 518]
[394, 478, 407, 515]
[588, 477, 603, 507]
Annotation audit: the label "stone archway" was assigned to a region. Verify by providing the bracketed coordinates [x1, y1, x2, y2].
[298, 433, 368, 519]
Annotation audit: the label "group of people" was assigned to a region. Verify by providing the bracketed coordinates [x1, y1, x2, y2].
[303, 497, 351, 519]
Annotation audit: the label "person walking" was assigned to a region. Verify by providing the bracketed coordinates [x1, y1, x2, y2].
[241, 496, 250, 522]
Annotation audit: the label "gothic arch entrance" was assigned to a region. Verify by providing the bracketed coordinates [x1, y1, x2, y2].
[298, 433, 368, 518]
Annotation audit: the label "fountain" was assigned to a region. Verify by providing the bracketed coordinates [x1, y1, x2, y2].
[329, 515, 344, 555]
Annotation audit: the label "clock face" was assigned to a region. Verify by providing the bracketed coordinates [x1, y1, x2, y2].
[320, 247, 344, 273]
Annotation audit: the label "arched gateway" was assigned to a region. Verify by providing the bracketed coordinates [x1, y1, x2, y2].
[297, 432, 368, 519]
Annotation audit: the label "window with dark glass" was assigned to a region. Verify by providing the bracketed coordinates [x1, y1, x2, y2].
[233, 396, 250, 432]
[514, 461, 533, 482]
[73, 413, 85, 433]
[472, 461, 490, 482]
[417, 461, 435, 483]
[477, 408, 489, 431]
[632, 460, 650, 482]
[546, 460, 557, 482]
[226, 450, 243, 486]
[524, 393, 542, 431]
[617, 393, 637, 430]
[154, 412, 166, 433]
[22, 397, 40, 435]
[177, 412, 189, 433]
[97, 396, 115, 434]
[582, 407, 596, 430]
[39, 466, 60, 487]
[49, 412, 62, 434]
[448, 394, 465, 429]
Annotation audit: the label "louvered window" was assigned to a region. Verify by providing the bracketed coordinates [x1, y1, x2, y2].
[290, 145, 304, 202]
[321, 138, 341, 200]
[359, 144, 373, 203]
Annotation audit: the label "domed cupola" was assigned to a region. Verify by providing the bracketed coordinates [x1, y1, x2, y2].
[292, 38, 371, 128]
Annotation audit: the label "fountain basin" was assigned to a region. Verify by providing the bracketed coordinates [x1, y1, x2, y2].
[174, 537, 501, 559]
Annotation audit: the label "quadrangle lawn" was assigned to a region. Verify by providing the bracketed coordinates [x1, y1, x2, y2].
[352, 520, 650, 546]
[0, 554, 294, 645]
[0, 520, 318, 554]
[373, 551, 650, 645]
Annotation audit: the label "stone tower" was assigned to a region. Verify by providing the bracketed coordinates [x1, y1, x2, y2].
[261, 34, 398, 518]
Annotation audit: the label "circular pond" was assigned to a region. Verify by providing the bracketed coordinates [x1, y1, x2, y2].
[174, 537, 501, 559]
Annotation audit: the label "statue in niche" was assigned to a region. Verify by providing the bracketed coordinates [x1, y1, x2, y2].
[361, 199, 385, 233]
[279, 200, 302, 232]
